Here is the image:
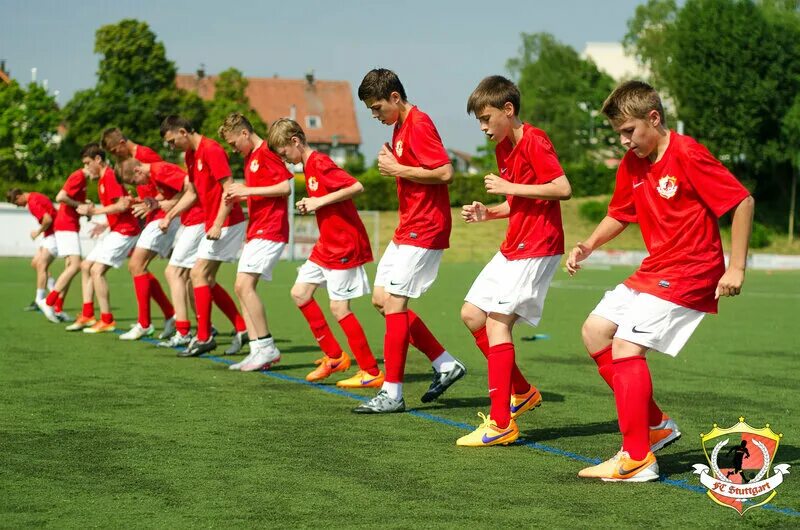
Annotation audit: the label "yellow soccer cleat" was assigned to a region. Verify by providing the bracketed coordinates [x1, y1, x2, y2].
[456, 412, 519, 447]
[578, 450, 659, 482]
[336, 369, 385, 388]
[510, 386, 542, 420]
[305, 351, 351, 382]
[82, 320, 116, 334]
[66, 315, 96, 331]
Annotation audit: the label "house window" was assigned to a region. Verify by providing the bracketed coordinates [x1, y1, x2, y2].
[306, 115, 322, 129]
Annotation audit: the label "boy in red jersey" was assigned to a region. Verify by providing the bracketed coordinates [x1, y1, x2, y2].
[160, 115, 248, 357]
[7, 189, 61, 316]
[353, 69, 465, 414]
[268, 118, 384, 387]
[75, 143, 142, 334]
[458, 76, 572, 446]
[568, 81, 754, 482]
[101, 128, 177, 341]
[40, 167, 91, 327]
[119, 157, 203, 348]
[218, 113, 290, 372]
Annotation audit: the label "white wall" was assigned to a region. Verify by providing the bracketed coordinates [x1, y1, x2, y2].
[0, 203, 103, 257]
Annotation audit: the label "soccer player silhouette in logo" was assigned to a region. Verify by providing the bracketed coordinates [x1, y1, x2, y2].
[726, 440, 750, 482]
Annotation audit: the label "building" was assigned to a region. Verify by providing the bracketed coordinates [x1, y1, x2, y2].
[176, 70, 361, 166]
[0, 60, 10, 85]
[580, 42, 649, 82]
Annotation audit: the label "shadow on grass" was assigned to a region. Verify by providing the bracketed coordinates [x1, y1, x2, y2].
[520, 420, 619, 443]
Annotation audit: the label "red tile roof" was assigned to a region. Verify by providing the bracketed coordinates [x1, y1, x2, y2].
[0, 69, 10, 84]
[176, 74, 361, 146]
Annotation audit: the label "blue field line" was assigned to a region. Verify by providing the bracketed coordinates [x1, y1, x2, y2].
[126, 330, 799, 518]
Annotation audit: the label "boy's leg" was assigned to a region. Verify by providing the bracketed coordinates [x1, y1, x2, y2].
[380, 293, 411, 398]
[158, 264, 194, 347]
[293, 282, 346, 360]
[83, 262, 116, 333]
[332, 299, 381, 380]
[128, 247, 158, 330]
[186, 257, 221, 350]
[234, 272, 268, 338]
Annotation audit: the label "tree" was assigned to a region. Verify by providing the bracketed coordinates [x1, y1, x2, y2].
[623, 0, 679, 92]
[62, 19, 206, 156]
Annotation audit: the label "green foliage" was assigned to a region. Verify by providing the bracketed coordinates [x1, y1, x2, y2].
[342, 152, 366, 175]
[563, 160, 615, 197]
[750, 221, 773, 248]
[623, 0, 679, 90]
[578, 199, 610, 224]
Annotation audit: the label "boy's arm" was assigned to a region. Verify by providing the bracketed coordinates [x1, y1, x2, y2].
[566, 216, 629, 276]
[159, 179, 197, 230]
[297, 181, 363, 214]
[88, 196, 133, 216]
[377, 144, 453, 185]
[55, 189, 82, 209]
[208, 176, 235, 240]
[31, 213, 54, 239]
[227, 180, 291, 200]
[461, 201, 510, 223]
[715, 195, 754, 299]
[485, 174, 572, 201]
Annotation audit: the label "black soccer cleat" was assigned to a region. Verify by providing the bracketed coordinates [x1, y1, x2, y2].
[178, 337, 217, 357]
[421, 360, 467, 403]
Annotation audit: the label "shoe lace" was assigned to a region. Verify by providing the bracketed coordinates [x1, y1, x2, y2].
[476, 412, 493, 429]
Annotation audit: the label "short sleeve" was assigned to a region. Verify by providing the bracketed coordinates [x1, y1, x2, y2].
[28, 195, 48, 221]
[682, 142, 750, 217]
[62, 170, 85, 197]
[206, 143, 232, 181]
[527, 134, 564, 184]
[607, 159, 637, 223]
[406, 118, 450, 169]
[255, 149, 293, 186]
[103, 173, 126, 202]
[157, 164, 187, 193]
[318, 155, 357, 191]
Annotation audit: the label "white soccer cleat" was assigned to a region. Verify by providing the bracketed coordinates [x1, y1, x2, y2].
[36, 298, 60, 323]
[239, 344, 281, 372]
[159, 316, 176, 340]
[119, 323, 155, 341]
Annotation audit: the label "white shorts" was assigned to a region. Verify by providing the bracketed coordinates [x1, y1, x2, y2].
[39, 234, 59, 257]
[374, 242, 443, 299]
[591, 284, 706, 356]
[85, 231, 138, 269]
[197, 222, 245, 263]
[465, 252, 560, 327]
[296, 260, 371, 301]
[237, 239, 286, 281]
[135, 218, 180, 257]
[54, 230, 81, 257]
[169, 223, 205, 269]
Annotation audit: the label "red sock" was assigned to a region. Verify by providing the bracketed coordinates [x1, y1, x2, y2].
[148, 272, 174, 319]
[176, 320, 191, 336]
[133, 274, 152, 327]
[194, 285, 212, 341]
[299, 300, 344, 358]
[592, 345, 664, 427]
[407, 310, 445, 361]
[383, 311, 410, 383]
[210, 283, 246, 332]
[55, 296, 64, 313]
[488, 342, 515, 429]
[82, 302, 95, 319]
[612, 356, 652, 460]
[338, 313, 379, 375]
[473, 327, 531, 395]
[45, 290, 59, 307]
[101, 312, 114, 324]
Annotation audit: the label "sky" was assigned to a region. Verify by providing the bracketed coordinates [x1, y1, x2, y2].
[0, 0, 649, 161]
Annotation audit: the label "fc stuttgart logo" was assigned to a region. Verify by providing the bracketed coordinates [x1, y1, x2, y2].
[197, 159, 203, 172]
[249, 159, 259, 173]
[395, 140, 404, 158]
[656, 175, 678, 199]
[693, 418, 790, 515]
[307, 176, 319, 192]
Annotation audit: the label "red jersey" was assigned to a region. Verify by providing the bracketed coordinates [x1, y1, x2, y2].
[53, 169, 87, 232]
[608, 131, 750, 313]
[98, 166, 140, 236]
[495, 124, 565, 260]
[390, 106, 451, 249]
[148, 161, 203, 226]
[132, 144, 165, 223]
[243, 141, 293, 242]
[185, 136, 245, 231]
[305, 152, 373, 269]
[27, 192, 56, 236]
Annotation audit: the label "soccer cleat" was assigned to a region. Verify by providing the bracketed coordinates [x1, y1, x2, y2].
[178, 337, 217, 357]
[352, 390, 406, 414]
[224, 330, 248, 355]
[24, 300, 39, 312]
[157, 332, 193, 348]
[83, 320, 117, 334]
[420, 359, 467, 403]
[119, 323, 155, 341]
[456, 412, 519, 447]
[56, 311, 73, 323]
[36, 298, 60, 323]
[578, 450, 659, 482]
[336, 370, 385, 388]
[510, 386, 542, 420]
[65, 315, 96, 331]
[650, 415, 682, 453]
[306, 352, 352, 382]
[159, 316, 176, 340]
[239, 344, 281, 372]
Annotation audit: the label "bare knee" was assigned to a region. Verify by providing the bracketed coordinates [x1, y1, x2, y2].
[189, 266, 206, 285]
[329, 300, 350, 321]
[581, 316, 616, 355]
[90, 263, 105, 279]
[460, 303, 486, 331]
[371, 293, 385, 315]
[290, 284, 312, 307]
[234, 275, 252, 298]
[128, 257, 147, 276]
[81, 260, 93, 275]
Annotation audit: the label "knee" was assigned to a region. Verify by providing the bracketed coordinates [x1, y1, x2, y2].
[234, 276, 249, 298]
[460, 304, 485, 330]
[90, 264, 104, 279]
[371, 294, 385, 315]
[189, 266, 205, 285]
[290, 285, 311, 307]
[128, 259, 146, 276]
[329, 301, 350, 320]
[581, 318, 612, 355]
[81, 260, 93, 274]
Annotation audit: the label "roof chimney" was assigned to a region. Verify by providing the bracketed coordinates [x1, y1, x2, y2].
[0, 60, 6, 73]
[197, 63, 206, 80]
[305, 70, 315, 86]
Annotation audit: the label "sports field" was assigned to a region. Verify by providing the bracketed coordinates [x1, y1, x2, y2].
[1, 257, 797, 527]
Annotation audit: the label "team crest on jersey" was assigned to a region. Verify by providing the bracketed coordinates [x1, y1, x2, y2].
[656, 175, 678, 199]
[693, 417, 790, 515]
[307, 176, 319, 192]
[395, 140, 404, 157]
[196, 159, 203, 172]
[249, 158, 260, 173]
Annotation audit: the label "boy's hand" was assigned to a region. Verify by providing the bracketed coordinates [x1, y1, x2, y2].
[76, 203, 93, 216]
[131, 197, 156, 219]
[296, 196, 323, 214]
[484, 173, 510, 195]
[29, 230, 39, 240]
[158, 216, 171, 232]
[206, 224, 222, 241]
[461, 201, 487, 223]
[159, 198, 177, 212]
[89, 223, 107, 238]
[715, 267, 744, 299]
[566, 242, 592, 276]
[377, 143, 402, 177]
[226, 183, 249, 202]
